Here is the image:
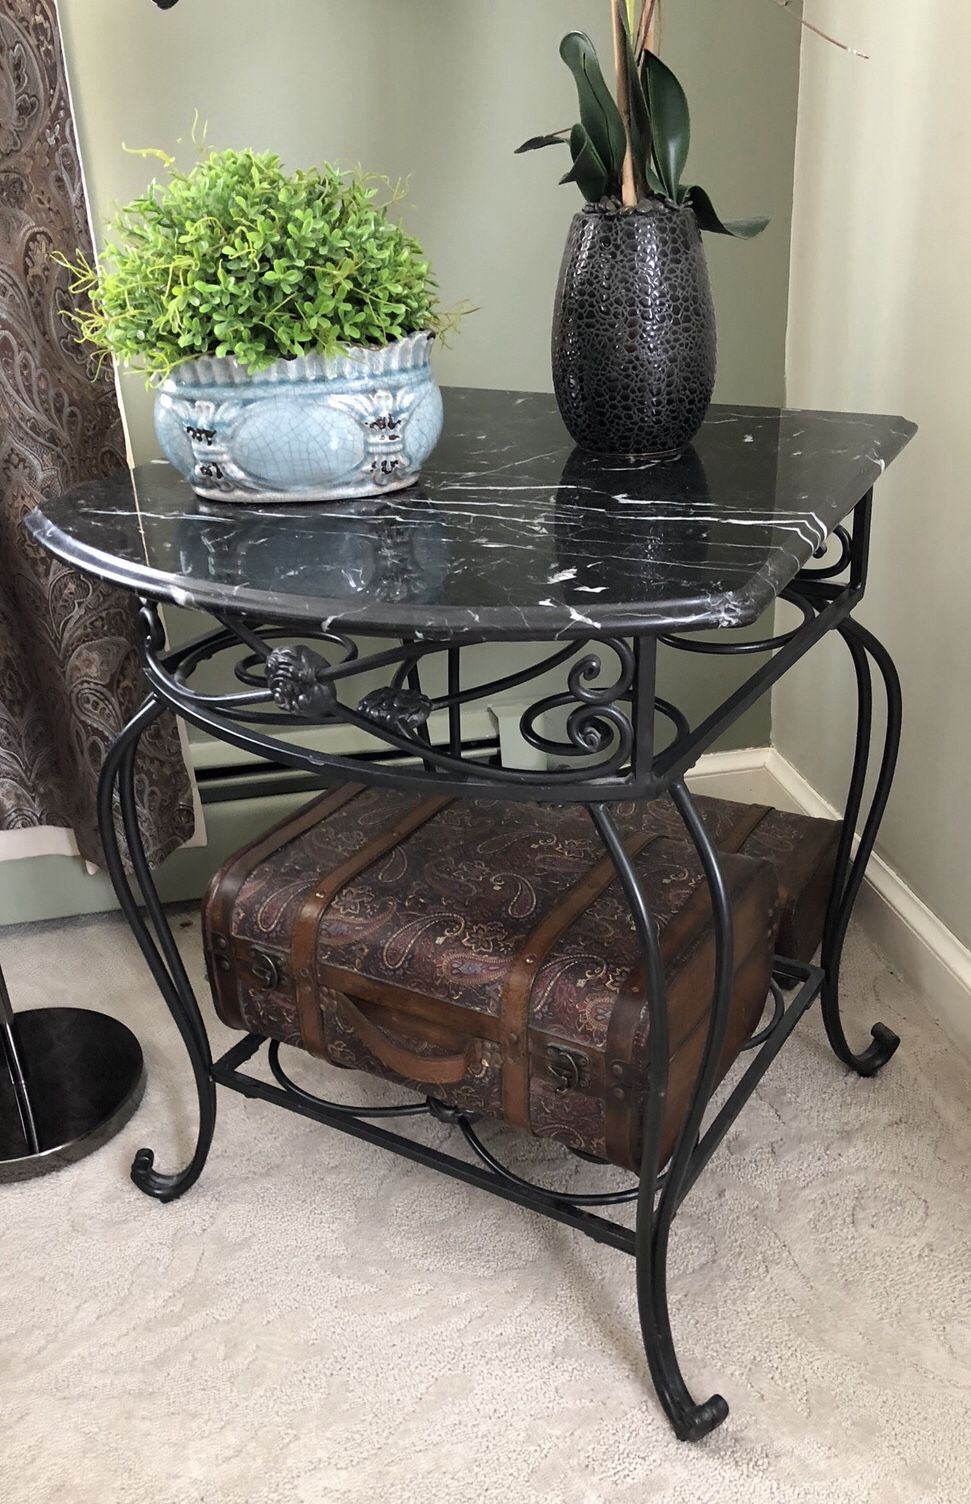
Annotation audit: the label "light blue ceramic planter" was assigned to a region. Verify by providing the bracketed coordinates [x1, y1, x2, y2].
[153, 331, 443, 505]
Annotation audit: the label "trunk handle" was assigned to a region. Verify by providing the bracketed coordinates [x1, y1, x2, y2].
[334, 993, 483, 1086]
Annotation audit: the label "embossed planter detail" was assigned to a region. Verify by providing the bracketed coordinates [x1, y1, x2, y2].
[552, 202, 716, 457]
[154, 331, 443, 504]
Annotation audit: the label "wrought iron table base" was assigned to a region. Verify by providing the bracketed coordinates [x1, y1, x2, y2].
[209, 956, 822, 1257]
[92, 493, 902, 1443]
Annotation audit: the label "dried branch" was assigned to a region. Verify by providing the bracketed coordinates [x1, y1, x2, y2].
[635, 0, 661, 57]
[612, 0, 639, 206]
[770, 0, 869, 59]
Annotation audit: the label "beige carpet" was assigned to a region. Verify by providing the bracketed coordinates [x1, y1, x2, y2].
[2, 908, 970, 1504]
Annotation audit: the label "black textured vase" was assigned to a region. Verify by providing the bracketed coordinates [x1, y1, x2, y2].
[552, 201, 717, 457]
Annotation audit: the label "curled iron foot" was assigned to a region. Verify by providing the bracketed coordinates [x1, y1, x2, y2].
[674, 1394, 730, 1443]
[842, 1021, 900, 1078]
[130, 1146, 207, 1203]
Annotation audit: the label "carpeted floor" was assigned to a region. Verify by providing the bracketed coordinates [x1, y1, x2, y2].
[1, 908, 970, 1504]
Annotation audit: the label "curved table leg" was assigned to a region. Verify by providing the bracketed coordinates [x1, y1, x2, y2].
[820, 619, 902, 1077]
[97, 696, 217, 1201]
[590, 779, 734, 1442]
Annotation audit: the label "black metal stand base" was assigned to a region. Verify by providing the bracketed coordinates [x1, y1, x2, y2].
[209, 959, 824, 1260]
[89, 533, 905, 1441]
[0, 1008, 145, 1184]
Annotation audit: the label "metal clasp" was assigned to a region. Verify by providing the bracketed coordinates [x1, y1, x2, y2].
[250, 950, 281, 990]
[546, 1045, 589, 1093]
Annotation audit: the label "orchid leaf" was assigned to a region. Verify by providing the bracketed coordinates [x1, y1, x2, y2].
[643, 50, 691, 202]
[687, 185, 769, 238]
[559, 31, 627, 187]
[515, 131, 571, 154]
[559, 124, 609, 204]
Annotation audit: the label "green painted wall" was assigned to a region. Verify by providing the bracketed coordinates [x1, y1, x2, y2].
[2, 2, 802, 919]
[60, 0, 800, 459]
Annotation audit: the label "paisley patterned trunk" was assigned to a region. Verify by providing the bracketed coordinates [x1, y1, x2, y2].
[199, 788, 814, 1173]
[552, 201, 717, 457]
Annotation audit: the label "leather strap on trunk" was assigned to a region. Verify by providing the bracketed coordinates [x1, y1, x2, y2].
[202, 782, 364, 1028]
[716, 801, 772, 852]
[291, 794, 453, 1058]
[499, 829, 664, 1131]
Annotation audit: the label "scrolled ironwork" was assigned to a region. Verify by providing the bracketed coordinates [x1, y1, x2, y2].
[140, 629, 639, 799]
[741, 979, 786, 1052]
[567, 638, 636, 704]
[140, 611, 646, 795]
[659, 590, 817, 657]
[139, 601, 168, 655]
[800, 525, 853, 581]
[519, 696, 633, 767]
[231, 631, 359, 688]
[516, 637, 636, 770]
[457, 1117, 640, 1208]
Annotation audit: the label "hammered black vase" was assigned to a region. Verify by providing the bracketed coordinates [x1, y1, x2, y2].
[552, 201, 716, 457]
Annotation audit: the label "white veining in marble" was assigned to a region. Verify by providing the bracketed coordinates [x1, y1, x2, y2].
[27, 389, 916, 641]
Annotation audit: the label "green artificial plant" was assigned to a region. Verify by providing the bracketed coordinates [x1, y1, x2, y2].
[58, 148, 448, 377]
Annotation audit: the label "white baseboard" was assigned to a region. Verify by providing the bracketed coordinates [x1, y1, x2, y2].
[688, 746, 971, 1052]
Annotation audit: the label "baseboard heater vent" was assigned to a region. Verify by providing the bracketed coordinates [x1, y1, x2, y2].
[195, 737, 500, 807]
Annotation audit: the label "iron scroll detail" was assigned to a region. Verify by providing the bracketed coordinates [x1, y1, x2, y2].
[519, 640, 636, 766]
[136, 607, 646, 799]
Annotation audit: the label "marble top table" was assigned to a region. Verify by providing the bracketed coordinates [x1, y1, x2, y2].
[25, 385, 918, 1445]
[27, 388, 915, 641]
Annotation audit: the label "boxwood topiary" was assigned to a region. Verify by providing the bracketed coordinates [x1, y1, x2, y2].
[59, 148, 447, 377]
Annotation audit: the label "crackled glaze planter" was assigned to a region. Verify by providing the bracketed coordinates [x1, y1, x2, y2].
[154, 331, 443, 505]
[552, 202, 716, 458]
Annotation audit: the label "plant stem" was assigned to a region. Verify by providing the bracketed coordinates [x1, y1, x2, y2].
[636, 0, 661, 57]
[612, 0, 638, 207]
[769, 0, 869, 58]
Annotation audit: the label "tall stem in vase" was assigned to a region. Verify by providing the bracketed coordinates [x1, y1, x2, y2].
[612, 1, 638, 206]
[636, 0, 662, 57]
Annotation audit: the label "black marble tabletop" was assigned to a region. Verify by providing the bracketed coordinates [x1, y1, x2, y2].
[27, 388, 915, 641]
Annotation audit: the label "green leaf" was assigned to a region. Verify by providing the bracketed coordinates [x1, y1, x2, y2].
[54, 150, 456, 378]
[643, 51, 691, 202]
[559, 124, 610, 204]
[687, 185, 770, 238]
[645, 162, 666, 197]
[515, 131, 571, 154]
[559, 31, 627, 187]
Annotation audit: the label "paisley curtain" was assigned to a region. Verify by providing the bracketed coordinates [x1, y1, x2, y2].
[0, 0, 195, 867]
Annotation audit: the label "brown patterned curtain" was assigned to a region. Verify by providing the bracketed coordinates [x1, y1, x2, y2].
[0, 0, 195, 868]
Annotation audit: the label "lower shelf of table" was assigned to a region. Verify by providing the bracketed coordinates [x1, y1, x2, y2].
[209, 958, 824, 1257]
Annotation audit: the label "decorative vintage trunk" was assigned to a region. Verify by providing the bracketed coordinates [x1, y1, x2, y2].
[203, 788, 838, 1173]
[552, 201, 717, 457]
